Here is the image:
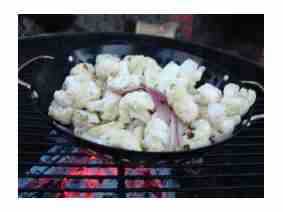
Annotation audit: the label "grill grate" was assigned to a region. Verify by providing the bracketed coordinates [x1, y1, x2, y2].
[18, 82, 264, 197]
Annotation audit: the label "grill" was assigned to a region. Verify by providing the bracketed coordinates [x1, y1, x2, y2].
[18, 72, 264, 197]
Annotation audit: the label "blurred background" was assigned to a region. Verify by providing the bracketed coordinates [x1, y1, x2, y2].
[18, 14, 263, 65]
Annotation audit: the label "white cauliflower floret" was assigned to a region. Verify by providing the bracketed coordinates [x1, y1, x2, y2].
[72, 110, 100, 130]
[132, 125, 145, 145]
[157, 61, 180, 94]
[211, 115, 241, 142]
[53, 90, 74, 107]
[207, 103, 226, 126]
[107, 60, 142, 93]
[48, 101, 73, 125]
[70, 63, 96, 77]
[125, 119, 145, 144]
[177, 58, 206, 93]
[95, 54, 120, 80]
[222, 83, 256, 116]
[99, 128, 142, 151]
[63, 75, 101, 109]
[181, 119, 212, 150]
[167, 85, 199, 124]
[87, 90, 121, 121]
[195, 83, 222, 105]
[124, 55, 161, 76]
[80, 121, 124, 139]
[207, 102, 242, 142]
[144, 66, 161, 89]
[142, 117, 170, 152]
[119, 91, 155, 124]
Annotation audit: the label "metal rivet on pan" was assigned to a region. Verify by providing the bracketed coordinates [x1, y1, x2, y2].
[31, 91, 39, 99]
[68, 55, 74, 62]
[223, 75, 229, 81]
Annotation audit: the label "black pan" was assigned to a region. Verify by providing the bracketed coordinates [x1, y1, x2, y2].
[18, 33, 264, 164]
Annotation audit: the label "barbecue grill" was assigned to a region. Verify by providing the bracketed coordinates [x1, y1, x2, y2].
[18, 33, 264, 198]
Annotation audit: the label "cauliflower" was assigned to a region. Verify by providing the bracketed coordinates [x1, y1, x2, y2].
[63, 75, 101, 109]
[48, 101, 73, 125]
[211, 115, 241, 142]
[107, 60, 142, 93]
[124, 55, 161, 75]
[181, 119, 212, 150]
[53, 90, 74, 107]
[48, 54, 258, 152]
[157, 61, 180, 94]
[125, 119, 145, 144]
[144, 66, 161, 89]
[177, 58, 206, 93]
[99, 128, 142, 151]
[119, 91, 155, 124]
[206, 102, 243, 142]
[222, 83, 256, 116]
[80, 121, 124, 138]
[87, 90, 121, 121]
[195, 83, 222, 105]
[95, 54, 120, 80]
[72, 110, 100, 129]
[207, 103, 226, 126]
[70, 63, 96, 77]
[167, 85, 199, 124]
[142, 117, 170, 152]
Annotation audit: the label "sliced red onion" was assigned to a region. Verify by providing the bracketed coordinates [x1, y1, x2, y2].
[169, 112, 177, 150]
[152, 104, 171, 125]
[110, 86, 143, 96]
[143, 85, 167, 105]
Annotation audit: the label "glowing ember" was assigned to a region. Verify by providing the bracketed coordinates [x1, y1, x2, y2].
[19, 139, 178, 198]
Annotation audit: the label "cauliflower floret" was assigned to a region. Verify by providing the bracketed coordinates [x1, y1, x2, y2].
[107, 60, 142, 93]
[63, 75, 101, 109]
[207, 103, 226, 126]
[206, 102, 242, 142]
[177, 58, 206, 93]
[167, 85, 199, 124]
[195, 83, 222, 105]
[211, 115, 241, 142]
[143, 66, 161, 89]
[181, 119, 212, 150]
[53, 90, 74, 107]
[222, 83, 256, 116]
[125, 119, 145, 144]
[99, 128, 142, 151]
[48, 101, 73, 125]
[119, 91, 155, 124]
[95, 54, 120, 80]
[142, 117, 170, 152]
[70, 63, 96, 77]
[157, 61, 180, 94]
[80, 121, 124, 139]
[86, 90, 121, 121]
[132, 125, 145, 144]
[124, 55, 161, 76]
[72, 110, 100, 129]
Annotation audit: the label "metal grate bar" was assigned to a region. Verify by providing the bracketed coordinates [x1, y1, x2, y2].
[18, 161, 264, 168]
[20, 173, 263, 180]
[19, 185, 264, 193]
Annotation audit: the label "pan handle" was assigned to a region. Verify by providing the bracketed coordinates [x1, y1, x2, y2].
[240, 80, 264, 126]
[18, 55, 55, 90]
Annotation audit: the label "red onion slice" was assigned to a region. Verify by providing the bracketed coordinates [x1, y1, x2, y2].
[143, 85, 167, 105]
[152, 104, 171, 125]
[169, 112, 177, 150]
